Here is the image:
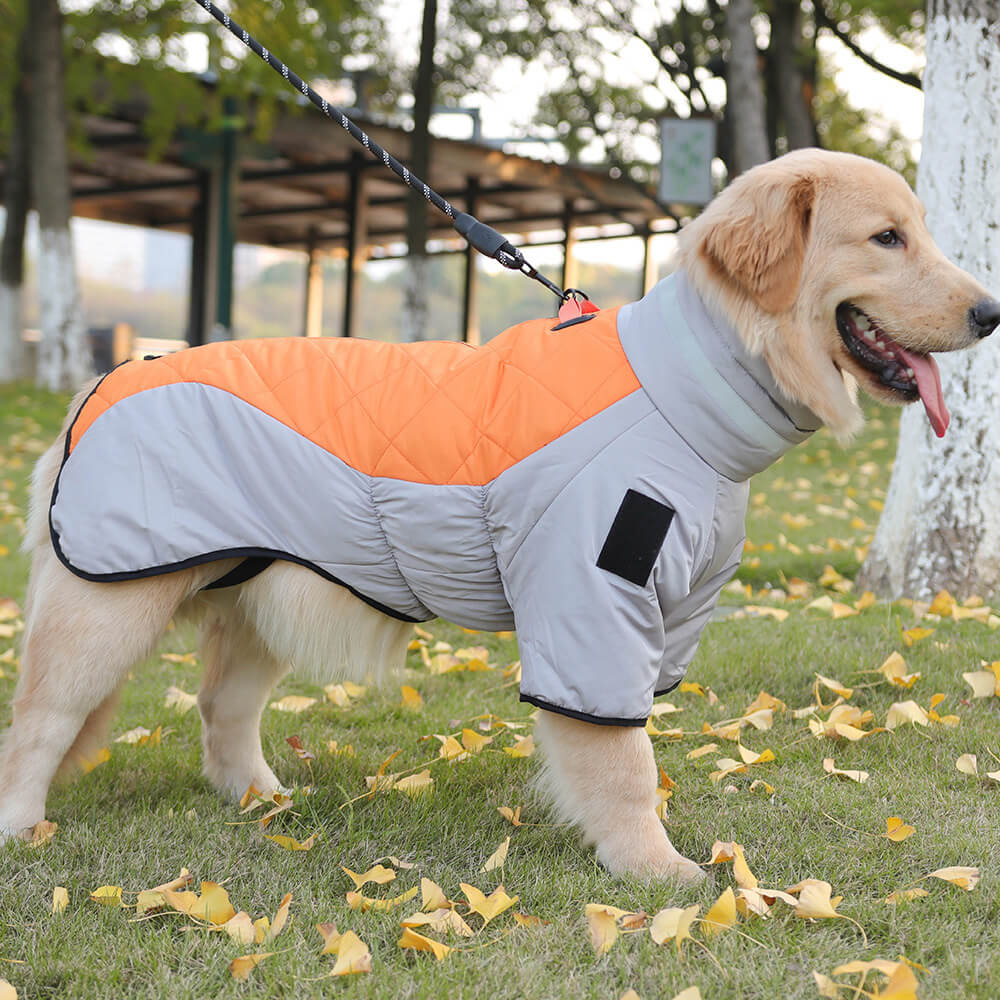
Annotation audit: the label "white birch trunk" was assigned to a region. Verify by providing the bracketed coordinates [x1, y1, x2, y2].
[0, 281, 28, 380]
[36, 228, 91, 392]
[859, 2, 1000, 600]
[726, 0, 770, 174]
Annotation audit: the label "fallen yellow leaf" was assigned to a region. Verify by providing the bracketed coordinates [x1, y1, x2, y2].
[52, 886, 69, 914]
[229, 952, 274, 981]
[264, 831, 318, 851]
[925, 866, 979, 890]
[481, 837, 510, 873]
[885, 817, 915, 842]
[269, 695, 317, 713]
[400, 685, 423, 711]
[398, 926, 452, 960]
[649, 904, 699, 953]
[462, 884, 518, 925]
[341, 864, 396, 890]
[332, 930, 372, 975]
[956, 754, 978, 776]
[89, 885, 123, 907]
[700, 886, 736, 938]
[823, 758, 869, 783]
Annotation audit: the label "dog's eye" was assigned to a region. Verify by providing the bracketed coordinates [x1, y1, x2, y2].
[872, 229, 903, 247]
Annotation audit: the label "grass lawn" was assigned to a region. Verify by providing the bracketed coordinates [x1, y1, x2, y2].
[2, 381, 1000, 999]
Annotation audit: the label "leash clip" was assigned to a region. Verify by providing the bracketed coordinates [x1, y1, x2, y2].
[558, 288, 599, 323]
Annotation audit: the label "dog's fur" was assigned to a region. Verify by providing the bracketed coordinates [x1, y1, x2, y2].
[2, 149, 995, 881]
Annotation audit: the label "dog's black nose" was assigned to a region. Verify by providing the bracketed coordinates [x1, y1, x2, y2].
[969, 299, 1000, 338]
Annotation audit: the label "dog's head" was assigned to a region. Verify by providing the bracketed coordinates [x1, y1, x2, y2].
[677, 148, 1000, 439]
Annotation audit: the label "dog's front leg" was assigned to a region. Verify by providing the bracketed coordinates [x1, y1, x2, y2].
[534, 710, 705, 883]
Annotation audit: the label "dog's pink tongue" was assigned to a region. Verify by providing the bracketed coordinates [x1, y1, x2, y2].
[899, 348, 949, 437]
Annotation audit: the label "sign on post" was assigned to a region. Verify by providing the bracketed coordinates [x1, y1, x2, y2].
[659, 118, 716, 206]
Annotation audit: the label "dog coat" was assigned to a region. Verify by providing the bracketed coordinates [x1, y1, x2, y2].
[50, 273, 820, 725]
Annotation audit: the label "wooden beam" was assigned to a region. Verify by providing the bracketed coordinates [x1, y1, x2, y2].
[341, 154, 368, 339]
[302, 230, 324, 338]
[560, 201, 578, 294]
[461, 178, 480, 345]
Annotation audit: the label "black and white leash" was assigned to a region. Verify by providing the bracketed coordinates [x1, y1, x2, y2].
[195, 0, 576, 303]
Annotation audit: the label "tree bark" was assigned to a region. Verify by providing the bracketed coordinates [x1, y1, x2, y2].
[858, 0, 1000, 600]
[401, 0, 437, 342]
[28, 0, 92, 390]
[767, 0, 817, 150]
[1, 17, 32, 384]
[725, 0, 770, 175]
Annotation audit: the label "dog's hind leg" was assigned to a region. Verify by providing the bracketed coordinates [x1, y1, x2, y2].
[0, 552, 200, 842]
[196, 607, 289, 800]
[534, 710, 706, 884]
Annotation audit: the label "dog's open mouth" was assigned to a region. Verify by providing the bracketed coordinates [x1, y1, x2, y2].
[836, 303, 950, 437]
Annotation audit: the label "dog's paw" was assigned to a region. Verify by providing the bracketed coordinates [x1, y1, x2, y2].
[597, 823, 707, 884]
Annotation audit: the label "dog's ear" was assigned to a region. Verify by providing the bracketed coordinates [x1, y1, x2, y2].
[698, 171, 815, 314]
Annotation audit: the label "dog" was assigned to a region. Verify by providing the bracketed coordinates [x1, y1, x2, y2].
[2, 149, 998, 883]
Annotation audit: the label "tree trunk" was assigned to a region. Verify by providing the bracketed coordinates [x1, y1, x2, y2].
[858, 0, 1000, 600]
[0, 17, 32, 383]
[725, 0, 770, 175]
[28, 0, 92, 390]
[767, 0, 817, 150]
[401, 0, 437, 342]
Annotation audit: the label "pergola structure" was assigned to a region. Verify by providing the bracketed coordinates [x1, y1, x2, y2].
[63, 87, 676, 346]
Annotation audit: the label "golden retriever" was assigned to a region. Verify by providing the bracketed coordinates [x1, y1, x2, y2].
[2, 149, 997, 883]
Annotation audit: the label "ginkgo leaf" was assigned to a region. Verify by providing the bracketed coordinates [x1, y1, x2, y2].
[461, 728, 492, 753]
[228, 953, 274, 982]
[183, 882, 237, 925]
[52, 886, 69, 914]
[885, 888, 929, 904]
[264, 832, 318, 851]
[269, 695, 317, 713]
[325, 683, 352, 706]
[219, 911, 256, 946]
[341, 864, 396, 890]
[437, 735, 469, 762]
[481, 837, 510, 873]
[812, 971, 841, 999]
[823, 758, 869, 783]
[585, 904, 623, 955]
[346, 886, 419, 912]
[885, 817, 915, 842]
[502, 736, 536, 758]
[267, 892, 292, 941]
[332, 930, 372, 975]
[735, 888, 771, 918]
[401, 908, 475, 937]
[731, 844, 758, 889]
[421, 878, 448, 912]
[670, 990, 703, 1000]
[963, 671, 997, 698]
[686, 743, 719, 760]
[700, 887, 736, 938]
[885, 701, 929, 729]
[928, 589, 956, 616]
[89, 885, 123, 907]
[649, 904, 699, 953]
[401, 685, 423, 711]
[742, 708, 775, 731]
[26, 820, 58, 848]
[285, 735, 315, 761]
[877, 651, 921, 688]
[816, 674, 853, 699]
[394, 771, 434, 796]
[398, 926, 452, 960]
[317, 921, 342, 954]
[498, 806, 523, 826]
[925, 866, 980, 890]
[902, 626, 934, 646]
[793, 881, 843, 919]
[78, 746, 110, 774]
[462, 884, 518, 925]
[256, 793, 294, 827]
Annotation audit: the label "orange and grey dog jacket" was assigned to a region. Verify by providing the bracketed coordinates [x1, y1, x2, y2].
[50, 273, 819, 725]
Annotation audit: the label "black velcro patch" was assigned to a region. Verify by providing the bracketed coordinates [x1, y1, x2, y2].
[597, 489, 674, 586]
